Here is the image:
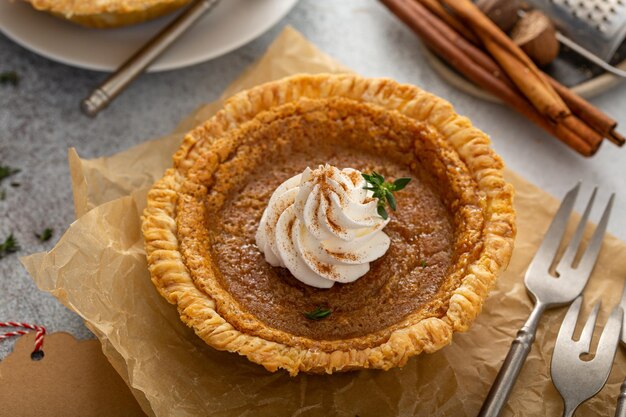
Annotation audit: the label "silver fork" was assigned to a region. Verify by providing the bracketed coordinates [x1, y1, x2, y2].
[479, 183, 615, 417]
[613, 284, 626, 417]
[552, 296, 623, 417]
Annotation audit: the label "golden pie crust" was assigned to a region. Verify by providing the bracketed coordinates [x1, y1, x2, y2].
[24, 0, 190, 28]
[142, 74, 516, 375]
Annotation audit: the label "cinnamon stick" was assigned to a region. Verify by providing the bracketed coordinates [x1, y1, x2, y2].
[415, 0, 623, 148]
[442, 0, 570, 123]
[379, 0, 594, 155]
[435, 0, 602, 149]
[610, 131, 626, 146]
[418, 0, 625, 146]
[416, 0, 601, 153]
[417, 0, 479, 43]
[546, 77, 625, 146]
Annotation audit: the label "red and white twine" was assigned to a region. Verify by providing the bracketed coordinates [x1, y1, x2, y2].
[0, 322, 46, 354]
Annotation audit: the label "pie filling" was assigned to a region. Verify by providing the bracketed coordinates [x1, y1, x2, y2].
[144, 74, 514, 374]
[210, 148, 455, 340]
[177, 98, 482, 343]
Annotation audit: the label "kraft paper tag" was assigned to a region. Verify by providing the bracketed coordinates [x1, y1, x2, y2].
[0, 332, 146, 417]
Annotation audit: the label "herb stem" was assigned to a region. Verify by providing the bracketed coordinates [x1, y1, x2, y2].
[304, 306, 332, 320]
[362, 172, 411, 220]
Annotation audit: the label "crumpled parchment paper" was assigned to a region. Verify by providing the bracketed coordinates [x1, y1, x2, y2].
[21, 26, 626, 417]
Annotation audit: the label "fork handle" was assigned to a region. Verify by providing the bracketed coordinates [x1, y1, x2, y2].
[615, 378, 626, 417]
[478, 303, 546, 417]
[81, 0, 220, 116]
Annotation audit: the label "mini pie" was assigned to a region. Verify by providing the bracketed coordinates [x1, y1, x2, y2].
[23, 0, 190, 28]
[142, 74, 516, 375]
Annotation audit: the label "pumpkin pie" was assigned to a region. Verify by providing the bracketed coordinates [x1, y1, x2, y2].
[142, 74, 516, 375]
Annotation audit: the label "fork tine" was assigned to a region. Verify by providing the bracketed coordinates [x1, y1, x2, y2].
[560, 187, 597, 268]
[576, 193, 615, 278]
[578, 302, 600, 354]
[556, 296, 583, 346]
[619, 282, 626, 346]
[595, 305, 623, 362]
[532, 182, 580, 268]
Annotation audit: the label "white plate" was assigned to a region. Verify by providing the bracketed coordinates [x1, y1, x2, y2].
[0, 0, 298, 72]
[421, 45, 626, 102]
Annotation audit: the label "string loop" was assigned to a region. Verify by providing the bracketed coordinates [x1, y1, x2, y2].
[0, 322, 46, 357]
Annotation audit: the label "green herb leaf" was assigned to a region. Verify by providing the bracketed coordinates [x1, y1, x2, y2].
[362, 172, 411, 219]
[304, 306, 332, 320]
[387, 192, 397, 211]
[362, 172, 381, 186]
[393, 177, 412, 191]
[421, 260, 427, 268]
[35, 228, 53, 242]
[0, 234, 20, 258]
[0, 166, 20, 182]
[0, 71, 19, 86]
[377, 205, 389, 220]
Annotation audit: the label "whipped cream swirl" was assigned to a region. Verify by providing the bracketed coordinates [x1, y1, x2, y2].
[255, 165, 391, 288]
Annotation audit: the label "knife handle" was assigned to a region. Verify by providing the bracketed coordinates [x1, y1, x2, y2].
[615, 378, 626, 417]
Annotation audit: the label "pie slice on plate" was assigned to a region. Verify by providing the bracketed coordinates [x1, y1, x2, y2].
[23, 0, 190, 28]
[142, 74, 516, 375]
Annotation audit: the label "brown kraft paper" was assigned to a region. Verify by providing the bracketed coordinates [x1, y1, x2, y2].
[20, 26, 626, 416]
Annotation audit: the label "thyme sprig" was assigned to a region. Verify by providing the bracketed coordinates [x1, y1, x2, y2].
[0, 166, 21, 200]
[0, 71, 19, 86]
[304, 306, 332, 320]
[0, 165, 20, 182]
[0, 234, 20, 258]
[362, 172, 411, 220]
[36, 228, 54, 242]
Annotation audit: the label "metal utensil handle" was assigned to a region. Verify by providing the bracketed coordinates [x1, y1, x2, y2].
[615, 378, 626, 417]
[556, 32, 626, 79]
[563, 405, 577, 417]
[81, 0, 220, 117]
[478, 303, 546, 417]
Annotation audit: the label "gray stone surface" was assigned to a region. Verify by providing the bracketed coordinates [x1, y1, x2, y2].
[1, 0, 626, 359]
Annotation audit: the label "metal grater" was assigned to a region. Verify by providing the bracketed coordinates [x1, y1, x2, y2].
[525, 0, 626, 63]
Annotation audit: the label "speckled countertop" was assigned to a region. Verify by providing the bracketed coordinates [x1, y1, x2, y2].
[1, 0, 626, 359]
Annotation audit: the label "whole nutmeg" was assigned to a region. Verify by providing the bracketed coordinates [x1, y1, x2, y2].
[511, 10, 560, 66]
[476, 0, 522, 32]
